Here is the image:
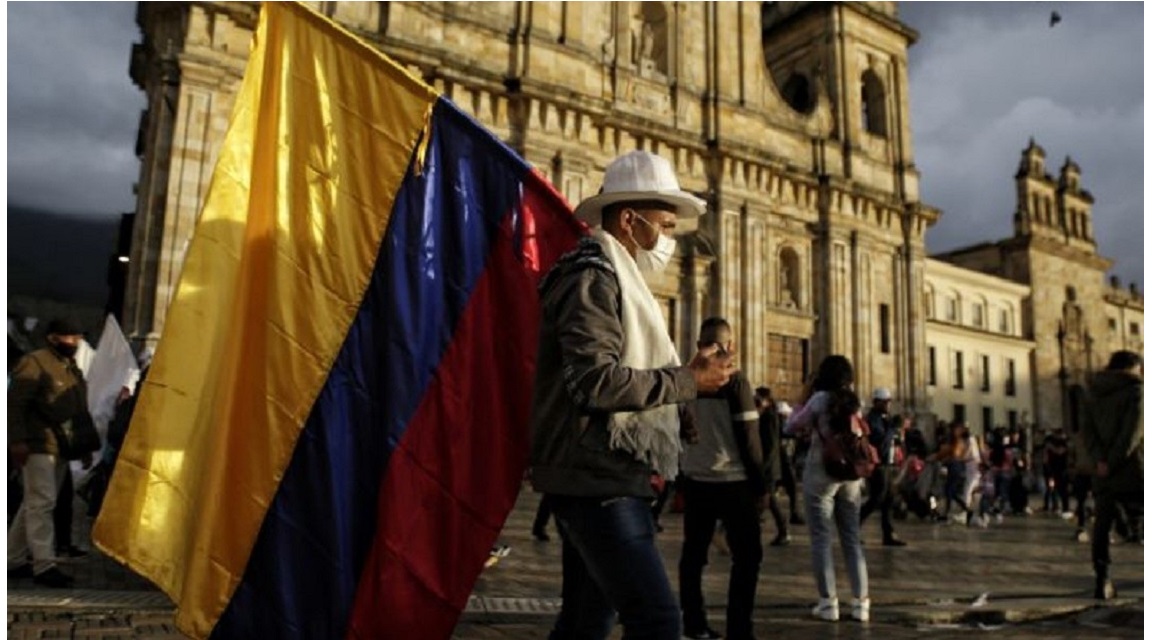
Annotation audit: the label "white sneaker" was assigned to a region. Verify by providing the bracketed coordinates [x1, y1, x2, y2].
[994, 514, 1004, 524]
[812, 598, 839, 621]
[851, 598, 870, 622]
[1060, 511, 1074, 520]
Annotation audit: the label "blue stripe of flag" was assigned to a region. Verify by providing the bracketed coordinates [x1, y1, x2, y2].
[212, 99, 533, 638]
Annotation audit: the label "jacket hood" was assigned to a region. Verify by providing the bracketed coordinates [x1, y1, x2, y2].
[1089, 369, 1142, 399]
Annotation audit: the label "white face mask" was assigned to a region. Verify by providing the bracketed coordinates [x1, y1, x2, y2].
[632, 215, 677, 272]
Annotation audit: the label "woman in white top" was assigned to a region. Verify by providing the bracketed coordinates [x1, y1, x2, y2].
[784, 355, 869, 623]
[960, 428, 984, 524]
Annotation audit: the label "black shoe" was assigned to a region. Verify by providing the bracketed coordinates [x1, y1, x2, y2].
[56, 545, 89, 559]
[684, 626, 723, 639]
[531, 529, 551, 542]
[882, 537, 908, 547]
[789, 514, 805, 526]
[8, 564, 33, 579]
[33, 567, 74, 589]
[769, 534, 792, 547]
[655, 522, 665, 533]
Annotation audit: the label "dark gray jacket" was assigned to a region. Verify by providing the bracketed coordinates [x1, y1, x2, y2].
[1083, 369, 1143, 491]
[529, 238, 697, 498]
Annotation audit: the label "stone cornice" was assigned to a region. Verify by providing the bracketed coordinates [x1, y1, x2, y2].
[198, 1, 259, 30]
[935, 235, 1113, 274]
[926, 318, 1035, 349]
[763, 2, 919, 45]
[926, 259, 1032, 297]
[1104, 293, 1145, 310]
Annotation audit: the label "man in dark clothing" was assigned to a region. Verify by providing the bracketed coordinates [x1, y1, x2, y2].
[859, 388, 908, 546]
[531, 495, 553, 541]
[1044, 428, 1071, 514]
[678, 318, 763, 640]
[754, 386, 792, 546]
[1082, 350, 1143, 600]
[7, 318, 92, 588]
[529, 151, 733, 640]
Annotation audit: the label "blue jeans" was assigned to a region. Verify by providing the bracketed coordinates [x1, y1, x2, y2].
[548, 495, 681, 640]
[803, 464, 868, 601]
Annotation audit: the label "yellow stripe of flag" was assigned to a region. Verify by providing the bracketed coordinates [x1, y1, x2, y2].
[92, 4, 439, 638]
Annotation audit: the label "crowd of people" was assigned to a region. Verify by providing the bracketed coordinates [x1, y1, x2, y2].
[7, 150, 1140, 638]
[525, 150, 1143, 639]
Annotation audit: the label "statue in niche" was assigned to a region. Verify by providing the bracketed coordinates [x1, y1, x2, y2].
[630, 16, 643, 65]
[1062, 300, 1084, 343]
[639, 23, 655, 64]
[600, 35, 615, 64]
[780, 264, 797, 309]
[631, 16, 659, 74]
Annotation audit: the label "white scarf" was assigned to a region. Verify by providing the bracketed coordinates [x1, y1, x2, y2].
[590, 228, 683, 479]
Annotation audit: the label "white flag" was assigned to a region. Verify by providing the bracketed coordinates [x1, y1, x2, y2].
[85, 315, 140, 430]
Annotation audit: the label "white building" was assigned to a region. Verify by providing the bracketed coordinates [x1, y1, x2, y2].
[924, 259, 1035, 435]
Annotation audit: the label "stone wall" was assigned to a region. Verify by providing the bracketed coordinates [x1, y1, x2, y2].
[124, 2, 932, 406]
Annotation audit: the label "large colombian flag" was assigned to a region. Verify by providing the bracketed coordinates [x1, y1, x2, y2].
[92, 3, 583, 638]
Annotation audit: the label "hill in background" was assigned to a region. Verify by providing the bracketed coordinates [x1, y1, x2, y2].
[8, 204, 121, 314]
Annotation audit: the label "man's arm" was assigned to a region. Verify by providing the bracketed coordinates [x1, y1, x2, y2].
[551, 268, 696, 413]
[1108, 387, 1143, 471]
[8, 355, 42, 445]
[727, 373, 766, 494]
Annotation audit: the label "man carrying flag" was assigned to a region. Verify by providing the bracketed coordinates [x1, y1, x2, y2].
[530, 150, 734, 639]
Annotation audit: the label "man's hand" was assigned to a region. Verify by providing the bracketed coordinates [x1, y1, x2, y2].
[9, 442, 30, 469]
[1096, 461, 1109, 478]
[689, 344, 734, 394]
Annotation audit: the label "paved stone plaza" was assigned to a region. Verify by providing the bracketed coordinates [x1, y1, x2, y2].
[8, 485, 1143, 638]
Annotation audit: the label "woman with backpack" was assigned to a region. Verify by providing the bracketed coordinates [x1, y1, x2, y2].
[784, 355, 870, 623]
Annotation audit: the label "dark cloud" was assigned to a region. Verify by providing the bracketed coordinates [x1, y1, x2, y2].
[900, 2, 1144, 288]
[8, 2, 143, 216]
[7, 3, 1144, 288]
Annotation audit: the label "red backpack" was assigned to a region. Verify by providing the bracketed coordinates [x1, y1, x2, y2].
[819, 414, 880, 481]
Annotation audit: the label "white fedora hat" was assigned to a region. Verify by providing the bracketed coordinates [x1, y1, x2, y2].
[573, 150, 707, 225]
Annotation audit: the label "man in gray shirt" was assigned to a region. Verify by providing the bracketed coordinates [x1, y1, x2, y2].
[678, 317, 764, 640]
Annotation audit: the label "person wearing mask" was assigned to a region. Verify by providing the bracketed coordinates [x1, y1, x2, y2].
[529, 150, 734, 639]
[784, 355, 870, 623]
[7, 318, 94, 588]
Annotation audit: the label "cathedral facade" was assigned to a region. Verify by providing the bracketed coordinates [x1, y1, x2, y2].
[122, 2, 1139, 432]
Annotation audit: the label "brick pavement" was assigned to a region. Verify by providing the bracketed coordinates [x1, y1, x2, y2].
[8, 484, 1143, 638]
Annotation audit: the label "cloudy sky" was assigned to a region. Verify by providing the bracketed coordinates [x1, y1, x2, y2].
[6, 2, 1144, 287]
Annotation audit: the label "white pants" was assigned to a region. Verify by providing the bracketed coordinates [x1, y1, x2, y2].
[8, 453, 67, 574]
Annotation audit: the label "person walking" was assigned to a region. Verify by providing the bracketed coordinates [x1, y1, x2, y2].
[858, 388, 907, 546]
[529, 150, 734, 639]
[755, 387, 791, 546]
[1082, 350, 1143, 599]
